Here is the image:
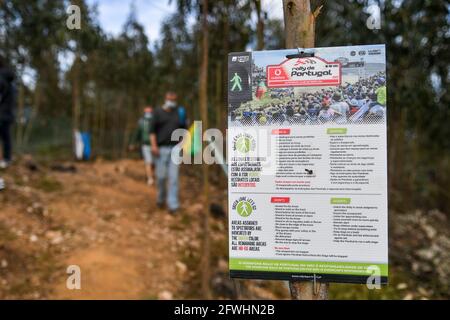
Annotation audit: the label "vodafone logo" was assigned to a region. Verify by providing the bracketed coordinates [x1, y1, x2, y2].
[274, 69, 282, 76]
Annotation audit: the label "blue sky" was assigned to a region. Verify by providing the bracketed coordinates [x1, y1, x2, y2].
[86, 0, 177, 43]
[87, 0, 284, 43]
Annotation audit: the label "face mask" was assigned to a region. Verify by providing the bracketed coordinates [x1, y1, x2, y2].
[165, 100, 177, 109]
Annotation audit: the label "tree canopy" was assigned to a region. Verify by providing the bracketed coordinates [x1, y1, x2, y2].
[0, 0, 448, 212]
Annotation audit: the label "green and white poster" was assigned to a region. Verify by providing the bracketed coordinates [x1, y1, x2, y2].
[227, 45, 388, 284]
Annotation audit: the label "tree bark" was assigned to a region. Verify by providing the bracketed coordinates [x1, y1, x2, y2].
[282, 0, 328, 300]
[15, 80, 25, 151]
[289, 281, 329, 300]
[282, 0, 320, 49]
[215, 62, 222, 132]
[72, 54, 82, 159]
[222, 4, 230, 132]
[199, 0, 211, 299]
[254, 0, 265, 50]
[72, 56, 81, 131]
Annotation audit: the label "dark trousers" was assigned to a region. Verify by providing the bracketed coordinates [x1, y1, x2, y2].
[0, 121, 12, 162]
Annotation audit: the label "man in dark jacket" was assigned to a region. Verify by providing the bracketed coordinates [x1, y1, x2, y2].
[150, 92, 187, 214]
[0, 56, 16, 169]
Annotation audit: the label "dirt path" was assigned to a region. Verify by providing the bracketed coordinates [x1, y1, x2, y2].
[1, 159, 289, 300]
[1, 160, 203, 299]
[50, 160, 203, 299]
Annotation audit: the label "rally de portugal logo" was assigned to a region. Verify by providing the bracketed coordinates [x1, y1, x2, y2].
[233, 133, 256, 154]
[232, 197, 257, 218]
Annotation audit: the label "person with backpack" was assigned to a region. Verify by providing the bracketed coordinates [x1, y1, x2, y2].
[130, 106, 155, 186]
[150, 92, 187, 214]
[0, 56, 16, 170]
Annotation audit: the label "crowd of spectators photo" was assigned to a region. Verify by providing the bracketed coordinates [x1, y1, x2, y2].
[231, 72, 387, 126]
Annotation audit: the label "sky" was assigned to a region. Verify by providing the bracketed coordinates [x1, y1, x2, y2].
[86, 0, 177, 43]
[87, 0, 285, 43]
[45, 0, 285, 87]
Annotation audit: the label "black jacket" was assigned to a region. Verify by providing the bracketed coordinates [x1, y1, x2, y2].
[0, 68, 16, 123]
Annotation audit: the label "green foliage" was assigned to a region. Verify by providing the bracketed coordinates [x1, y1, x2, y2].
[0, 0, 448, 212]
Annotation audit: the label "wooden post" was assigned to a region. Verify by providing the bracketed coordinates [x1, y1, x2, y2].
[282, 0, 328, 300]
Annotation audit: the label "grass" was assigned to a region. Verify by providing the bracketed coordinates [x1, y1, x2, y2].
[33, 176, 63, 193]
[0, 222, 17, 243]
[330, 283, 404, 300]
[101, 213, 116, 222]
[34, 144, 73, 161]
[259, 280, 290, 298]
[169, 212, 192, 231]
[8, 281, 34, 296]
[329, 269, 409, 300]
[180, 214, 192, 227]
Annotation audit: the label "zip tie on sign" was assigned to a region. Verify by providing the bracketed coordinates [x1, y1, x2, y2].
[313, 274, 321, 296]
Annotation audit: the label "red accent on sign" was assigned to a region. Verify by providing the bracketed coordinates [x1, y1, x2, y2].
[271, 197, 290, 203]
[272, 129, 291, 135]
[267, 65, 290, 81]
[237, 182, 256, 187]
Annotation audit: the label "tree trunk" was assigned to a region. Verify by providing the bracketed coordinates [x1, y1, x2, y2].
[200, 0, 211, 299]
[100, 91, 107, 156]
[215, 62, 222, 131]
[282, 0, 317, 49]
[222, 5, 230, 128]
[23, 78, 42, 148]
[255, 0, 265, 50]
[282, 0, 328, 300]
[122, 92, 134, 158]
[72, 54, 82, 158]
[289, 281, 329, 300]
[15, 80, 25, 152]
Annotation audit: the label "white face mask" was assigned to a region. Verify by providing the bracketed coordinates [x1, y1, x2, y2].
[164, 100, 177, 109]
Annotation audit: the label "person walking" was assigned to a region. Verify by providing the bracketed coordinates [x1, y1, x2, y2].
[130, 106, 154, 186]
[150, 92, 187, 214]
[0, 56, 16, 170]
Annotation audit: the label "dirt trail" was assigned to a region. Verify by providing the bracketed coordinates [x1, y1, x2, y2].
[50, 160, 203, 299]
[1, 160, 203, 299]
[1, 159, 289, 300]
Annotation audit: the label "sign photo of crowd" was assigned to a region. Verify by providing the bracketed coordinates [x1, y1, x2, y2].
[228, 45, 387, 126]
